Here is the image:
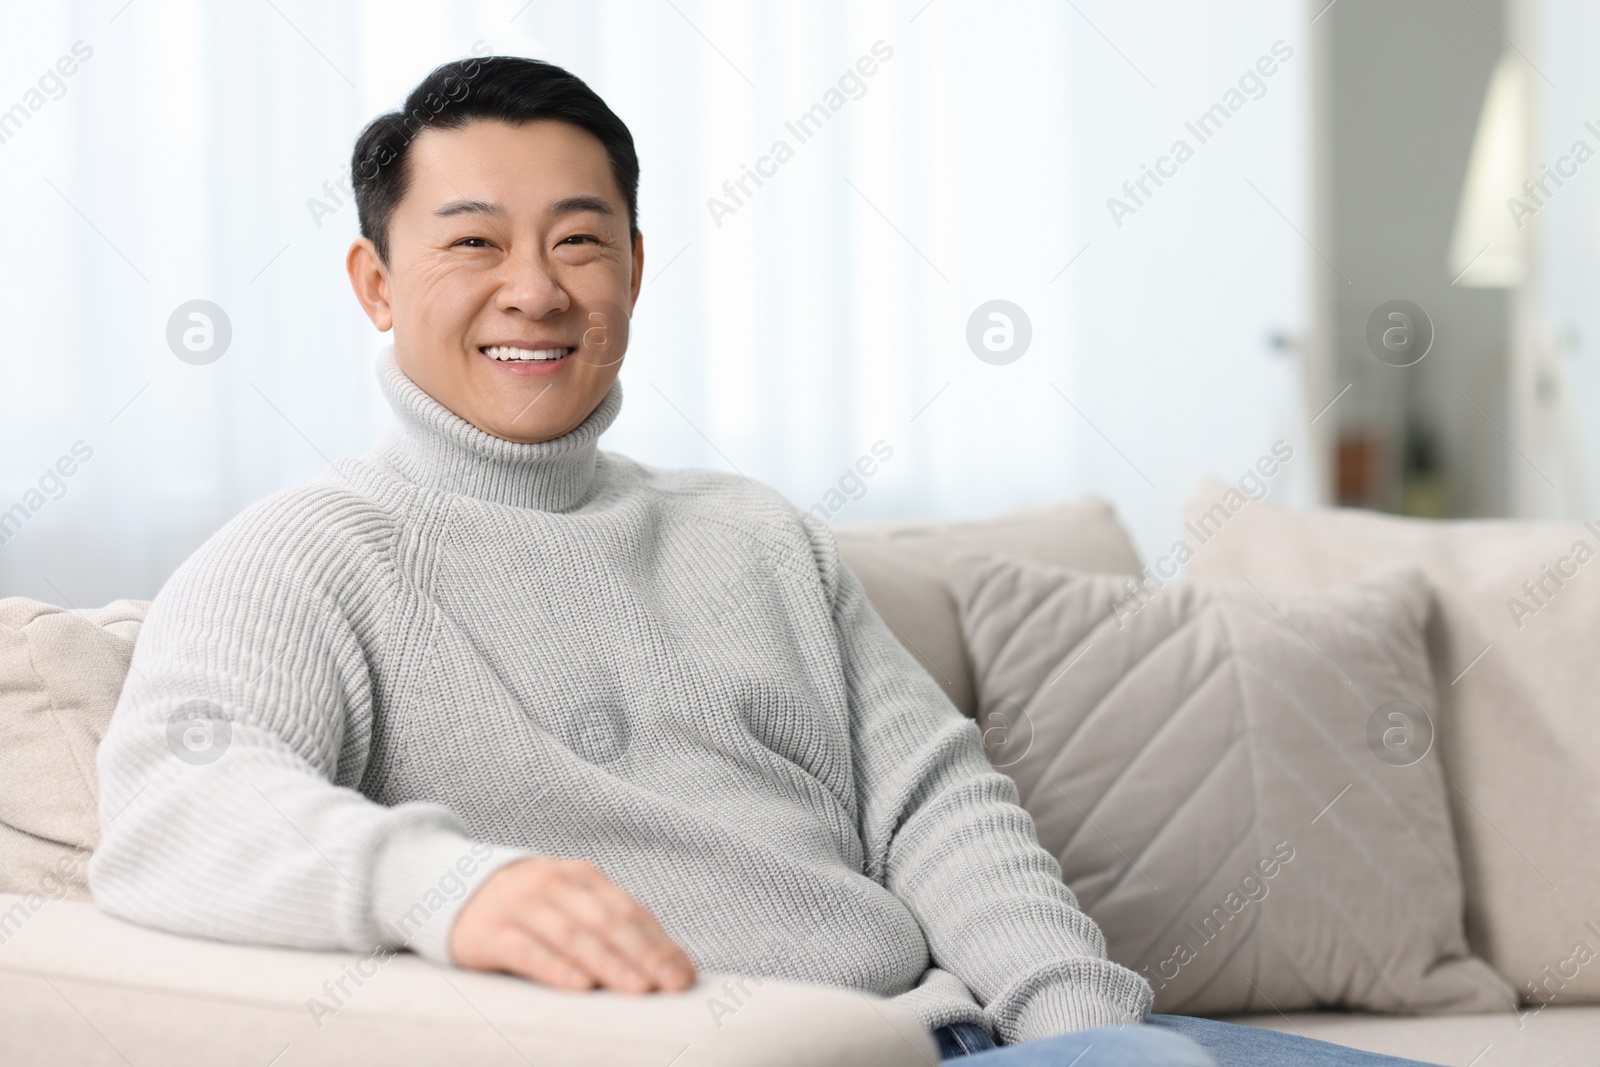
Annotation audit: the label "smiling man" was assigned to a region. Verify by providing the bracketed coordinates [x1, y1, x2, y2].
[91, 58, 1434, 1067]
[348, 114, 638, 448]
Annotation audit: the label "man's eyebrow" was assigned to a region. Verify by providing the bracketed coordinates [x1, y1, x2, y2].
[432, 196, 615, 221]
[434, 198, 506, 219]
[549, 195, 615, 219]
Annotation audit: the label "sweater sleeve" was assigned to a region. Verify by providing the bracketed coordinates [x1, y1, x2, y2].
[89, 485, 526, 963]
[804, 518, 1153, 1044]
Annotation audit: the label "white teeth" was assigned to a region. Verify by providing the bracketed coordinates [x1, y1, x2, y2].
[483, 345, 572, 362]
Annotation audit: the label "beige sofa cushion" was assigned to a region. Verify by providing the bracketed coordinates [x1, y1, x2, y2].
[0, 894, 935, 1066]
[835, 497, 1142, 716]
[950, 553, 1512, 1017]
[0, 598, 148, 901]
[1228, 1006, 1600, 1067]
[1184, 481, 1600, 1005]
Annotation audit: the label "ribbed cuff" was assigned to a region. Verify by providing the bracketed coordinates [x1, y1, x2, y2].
[368, 827, 528, 964]
[893, 967, 992, 1032]
[987, 959, 1154, 1045]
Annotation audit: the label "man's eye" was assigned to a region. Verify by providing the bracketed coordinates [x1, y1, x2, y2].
[455, 237, 491, 249]
[560, 234, 597, 246]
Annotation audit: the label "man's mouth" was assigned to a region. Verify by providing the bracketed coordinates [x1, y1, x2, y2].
[480, 345, 576, 363]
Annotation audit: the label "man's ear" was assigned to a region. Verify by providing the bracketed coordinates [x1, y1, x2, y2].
[627, 230, 645, 314]
[347, 237, 393, 331]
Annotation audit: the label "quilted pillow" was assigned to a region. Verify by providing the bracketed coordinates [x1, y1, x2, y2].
[1182, 480, 1600, 1002]
[0, 597, 148, 901]
[949, 553, 1513, 1017]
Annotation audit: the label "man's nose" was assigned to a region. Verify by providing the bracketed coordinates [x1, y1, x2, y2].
[497, 252, 569, 318]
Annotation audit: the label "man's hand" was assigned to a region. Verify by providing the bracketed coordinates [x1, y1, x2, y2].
[449, 857, 697, 994]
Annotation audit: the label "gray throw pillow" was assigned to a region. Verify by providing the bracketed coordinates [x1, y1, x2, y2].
[948, 553, 1514, 1017]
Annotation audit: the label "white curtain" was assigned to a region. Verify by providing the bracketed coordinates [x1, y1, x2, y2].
[0, 0, 1311, 605]
[1529, 0, 1600, 517]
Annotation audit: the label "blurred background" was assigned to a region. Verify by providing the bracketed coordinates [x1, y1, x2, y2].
[0, 0, 1591, 605]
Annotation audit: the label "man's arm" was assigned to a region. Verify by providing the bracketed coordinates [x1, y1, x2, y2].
[90, 487, 523, 962]
[92, 484, 696, 992]
[803, 517, 1153, 1044]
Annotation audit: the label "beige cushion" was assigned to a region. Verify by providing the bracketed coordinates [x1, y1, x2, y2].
[1184, 481, 1600, 1004]
[0, 598, 148, 901]
[1227, 1007, 1600, 1067]
[0, 894, 935, 1067]
[836, 497, 1142, 716]
[949, 552, 1513, 1016]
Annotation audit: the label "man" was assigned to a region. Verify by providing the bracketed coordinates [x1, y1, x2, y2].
[92, 56, 1432, 1066]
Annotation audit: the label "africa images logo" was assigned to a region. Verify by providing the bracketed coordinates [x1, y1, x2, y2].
[166, 699, 232, 766]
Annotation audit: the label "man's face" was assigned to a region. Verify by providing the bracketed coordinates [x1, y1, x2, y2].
[347, 119, 642, 444]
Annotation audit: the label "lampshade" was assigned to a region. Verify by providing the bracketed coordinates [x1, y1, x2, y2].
[1447, 54, 1529, 288]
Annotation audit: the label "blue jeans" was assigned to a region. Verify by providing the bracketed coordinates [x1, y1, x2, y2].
[932, 1016, 1442, 1065]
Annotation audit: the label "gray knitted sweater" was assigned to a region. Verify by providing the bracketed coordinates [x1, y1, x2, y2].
[90, 351, 1152, 1042]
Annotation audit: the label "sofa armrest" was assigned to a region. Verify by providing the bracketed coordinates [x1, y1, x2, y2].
[0, 894, 935, 1067]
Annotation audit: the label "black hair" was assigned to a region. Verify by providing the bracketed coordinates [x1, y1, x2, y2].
[351, 55, 639, 264]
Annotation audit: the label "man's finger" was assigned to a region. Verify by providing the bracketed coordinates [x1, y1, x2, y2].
[491, 925, 596, 991]
[554, 864, 697, 988]
[555, 885, 694, 989]
[521, 897, 653, 993]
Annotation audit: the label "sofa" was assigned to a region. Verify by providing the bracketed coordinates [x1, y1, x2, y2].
[2, 487, 1596, 1065]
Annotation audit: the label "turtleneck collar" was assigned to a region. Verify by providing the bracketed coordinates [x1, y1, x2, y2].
[370, 347, 622, 511]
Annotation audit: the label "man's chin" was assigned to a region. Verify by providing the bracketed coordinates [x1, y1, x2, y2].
[478, 387, 596, 444]
[483, 409, 578, 444]
[453, 355, 617, 443]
